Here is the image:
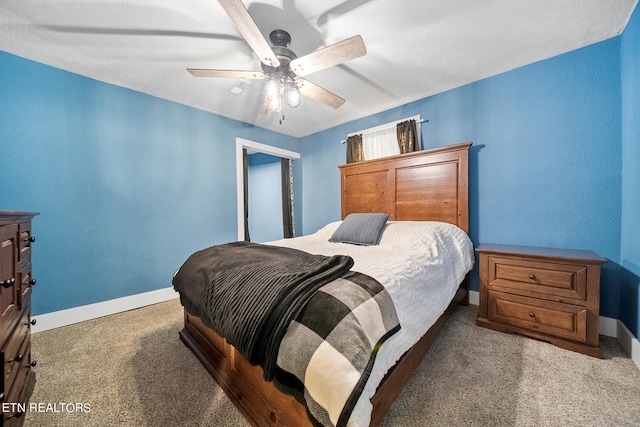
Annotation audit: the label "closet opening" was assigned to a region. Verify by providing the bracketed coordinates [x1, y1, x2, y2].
[235, 138, 300, 242]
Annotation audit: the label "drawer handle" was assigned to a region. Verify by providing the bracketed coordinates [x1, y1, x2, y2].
[13, 354, 24, 363]
[30, 361, 37, 368]
[25, 236, 35, 243]
[529, 274, 536, 280]
[1, 278, 15, 288]
[529, 312, 536, 318]
[29, 278, 37, 286]
[26, 318, 37, 327]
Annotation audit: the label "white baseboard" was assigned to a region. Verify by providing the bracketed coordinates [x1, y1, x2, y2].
[31, 287, 179, 334]
[468, 289, 479, 306]
[467, 290, 639, 369]
[616, 320, 640, 369]
[599, 315, 618, 338]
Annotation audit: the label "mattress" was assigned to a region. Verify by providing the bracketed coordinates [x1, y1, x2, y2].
[267, 220, 475, 426]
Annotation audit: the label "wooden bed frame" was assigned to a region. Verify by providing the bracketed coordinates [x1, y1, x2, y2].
[179, 141, 473, 426]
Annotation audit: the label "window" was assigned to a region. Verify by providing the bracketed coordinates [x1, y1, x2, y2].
[345, 115, 421, 163]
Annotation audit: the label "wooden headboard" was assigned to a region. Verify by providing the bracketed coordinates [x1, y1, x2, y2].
[338, 141, 472, 233]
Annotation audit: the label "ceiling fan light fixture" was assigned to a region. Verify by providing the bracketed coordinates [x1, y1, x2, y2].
[188, 2, 368, 116]
[286, 84, 301, 108]
[265, 78, 280, 101]
[268, 93, 282, 112]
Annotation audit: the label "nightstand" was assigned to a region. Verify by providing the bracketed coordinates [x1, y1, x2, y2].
[476, 243, 607, 358]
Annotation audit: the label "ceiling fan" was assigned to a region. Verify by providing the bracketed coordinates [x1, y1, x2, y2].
[187, 0, 367, 114]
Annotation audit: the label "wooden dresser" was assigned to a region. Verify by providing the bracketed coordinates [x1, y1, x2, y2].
[476, 243, 607, 358]
[1, 211, 38, 426]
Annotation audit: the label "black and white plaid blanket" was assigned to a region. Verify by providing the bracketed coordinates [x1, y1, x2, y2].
[173, 241, 355, 380]
[274, 271, 400, 427]
[173, 242, 400, 427]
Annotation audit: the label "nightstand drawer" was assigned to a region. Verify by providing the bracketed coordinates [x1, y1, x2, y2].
[488, 290, 588, 343]
[488, 256, 587, 301]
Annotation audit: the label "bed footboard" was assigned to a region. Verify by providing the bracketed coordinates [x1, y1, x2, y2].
[180, 310, 312, 427]
[179, 285, 467, 427]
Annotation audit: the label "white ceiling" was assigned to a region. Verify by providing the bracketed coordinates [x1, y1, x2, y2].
[1, 0, 637, 138]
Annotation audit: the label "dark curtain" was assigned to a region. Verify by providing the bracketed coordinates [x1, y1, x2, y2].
[243, 148, 250, 242]
[281, 158, 294, 238]
[396, 119, 419, 154]
[346, 134, 364, 163]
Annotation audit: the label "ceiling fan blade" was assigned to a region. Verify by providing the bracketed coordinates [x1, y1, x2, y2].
[290, 35, 366, 77]
[187, 69, 264, 79]
[218, 0, 280, 67]
[296, 78, 346, 109]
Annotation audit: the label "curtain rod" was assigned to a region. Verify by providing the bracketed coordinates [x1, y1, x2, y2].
[341, 118, 427, 144]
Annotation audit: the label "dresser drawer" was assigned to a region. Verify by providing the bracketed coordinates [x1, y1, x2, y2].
[488, 256, 587, 302]
[17, 222, 33, 271]
[17, 266, 33, 314]
[488, 290, 588, 343]
[1, 361, 35, 427]
[1, 224, 20, 346]
[2, 311, 31, 394]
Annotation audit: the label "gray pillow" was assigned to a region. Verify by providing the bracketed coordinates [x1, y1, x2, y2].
[329, 213, 390, 245]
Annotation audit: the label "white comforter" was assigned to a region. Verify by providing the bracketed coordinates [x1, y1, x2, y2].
[268, 220, 475, 426]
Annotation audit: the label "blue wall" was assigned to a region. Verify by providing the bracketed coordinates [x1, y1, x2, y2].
[300, 38, 624, 321]
[620, 5, 640, 337]
[0, 51, 299, 315]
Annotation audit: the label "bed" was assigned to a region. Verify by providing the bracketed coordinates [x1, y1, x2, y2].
[175, 141, 474, 426]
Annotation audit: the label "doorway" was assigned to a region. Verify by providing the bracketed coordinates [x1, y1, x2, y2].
[235, 138, 300, 242]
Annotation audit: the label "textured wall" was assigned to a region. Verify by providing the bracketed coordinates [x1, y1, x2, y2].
[300, 38, 623, 319]
[0, 52, 299, 315]
[621, 5, 640, 336]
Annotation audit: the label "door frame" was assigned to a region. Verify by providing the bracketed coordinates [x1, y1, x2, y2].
[235, 137, 300, 241]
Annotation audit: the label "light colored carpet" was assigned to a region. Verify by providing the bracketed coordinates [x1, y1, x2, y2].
[24, 299, 640, 427]
[382, 305, 640, 427]
[25, 299, 247, 427]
